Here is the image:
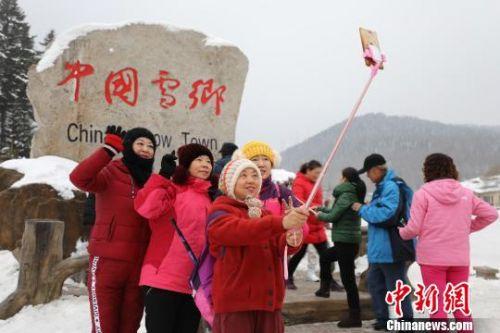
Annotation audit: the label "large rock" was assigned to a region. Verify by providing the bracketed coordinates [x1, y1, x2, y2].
[0, 167, 85, 257]
[28, 23, 248, 167]
[0, 167, 23, 192]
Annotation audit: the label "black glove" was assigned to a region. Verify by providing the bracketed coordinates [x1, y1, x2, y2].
[159, 150, 177, 179]
[103, 125, 127, 155]
[105, 125, 127, 138]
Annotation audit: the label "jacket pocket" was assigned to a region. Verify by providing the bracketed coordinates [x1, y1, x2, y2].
[92, 216, 116, 241]
[107, 217, 116, 241]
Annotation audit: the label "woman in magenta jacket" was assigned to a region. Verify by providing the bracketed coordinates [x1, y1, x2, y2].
[134, 143, 217, 333]
[399, 153, 498, 328]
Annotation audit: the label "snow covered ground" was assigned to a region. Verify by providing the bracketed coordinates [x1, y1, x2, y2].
[1, 217, 499, 332]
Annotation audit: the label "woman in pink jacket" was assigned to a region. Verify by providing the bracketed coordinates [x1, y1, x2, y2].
[134, 144, 217, 333]
[399, 153, 498, 329]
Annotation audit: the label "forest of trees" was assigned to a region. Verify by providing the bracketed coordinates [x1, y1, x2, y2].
[0, 0, 54, 159]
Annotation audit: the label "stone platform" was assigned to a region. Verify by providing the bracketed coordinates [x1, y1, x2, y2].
[283, 272, 373, 326]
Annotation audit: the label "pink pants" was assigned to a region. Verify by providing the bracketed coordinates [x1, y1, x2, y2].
[420, 264, 473, 333]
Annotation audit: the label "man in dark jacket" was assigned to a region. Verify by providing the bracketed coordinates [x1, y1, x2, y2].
[352, 154, 415, 331]
[213, 142, 238, 176]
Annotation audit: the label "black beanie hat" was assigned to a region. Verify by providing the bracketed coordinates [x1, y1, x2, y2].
[121, 127, 156, 187]
[172, 143, 214, 184]
[123, 127, 157, 152]
[178, 143, 214, 168]
[219, 142, 238, 157]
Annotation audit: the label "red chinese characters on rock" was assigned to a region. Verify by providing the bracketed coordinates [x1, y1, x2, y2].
[57, 61, 228, 115]
[385, 280, 412, 318]
[443, 282, 471, 316]
[414, 283, 439, 315]
[151, 70, 181, 109]
[57, 61, 95, 102]
[105, 67, 139, 106]
[189, 79, 227, 116]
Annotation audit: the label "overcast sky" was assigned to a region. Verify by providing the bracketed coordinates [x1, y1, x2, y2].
[19, 0, 500, 151]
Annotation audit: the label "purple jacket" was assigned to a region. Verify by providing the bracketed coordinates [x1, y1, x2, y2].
[259, 177, 300, 210]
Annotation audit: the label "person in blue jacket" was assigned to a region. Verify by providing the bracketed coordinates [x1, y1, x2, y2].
[352, 154, 414, 331]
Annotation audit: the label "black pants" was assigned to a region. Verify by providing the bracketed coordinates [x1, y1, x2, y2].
[288, 241, 329, 279]
[144, 287, 200, 333]
[320, 242, 360, 310]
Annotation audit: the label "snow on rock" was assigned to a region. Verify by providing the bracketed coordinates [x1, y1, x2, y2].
[0, 155, 78, 200]
[37, 21, 236, 72]
[204, 36, 235, 47]
[272, 169, 296, 184]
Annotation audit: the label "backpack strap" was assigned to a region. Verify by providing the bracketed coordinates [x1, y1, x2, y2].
[374, 178, 408, 229]
[170, 218, 200, 268]
[275, 183, 282, 200]
[206, 210, 230, 258]
[392, 177, 411, 223]
[274, 183, 287, 214]
[206, 210, 229, 226]
[171, 210, 231, 268]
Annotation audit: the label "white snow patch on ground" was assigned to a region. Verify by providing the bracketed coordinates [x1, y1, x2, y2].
[70, 238, 89, 258]
[0, 296, 91, 333]
[0, 251, 19, 301]
[0, 155, 78, 200]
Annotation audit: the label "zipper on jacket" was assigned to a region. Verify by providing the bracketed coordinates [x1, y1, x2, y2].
[129, 175, 136, 199]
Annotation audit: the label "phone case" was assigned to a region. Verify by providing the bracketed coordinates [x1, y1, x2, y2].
[359, 27, 384, 70]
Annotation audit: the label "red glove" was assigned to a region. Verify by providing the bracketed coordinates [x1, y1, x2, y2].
[104, 125, 126, 154]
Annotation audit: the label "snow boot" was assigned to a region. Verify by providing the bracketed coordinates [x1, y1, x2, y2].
[286, 278, 298, 290]
[314, 279, 331, 298]
[337, 309, 362, 328]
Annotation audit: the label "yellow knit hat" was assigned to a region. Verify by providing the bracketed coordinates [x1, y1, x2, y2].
[232, 140, 281, 167]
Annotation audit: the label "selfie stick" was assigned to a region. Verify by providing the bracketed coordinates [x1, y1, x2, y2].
[304, 45, 386, 209]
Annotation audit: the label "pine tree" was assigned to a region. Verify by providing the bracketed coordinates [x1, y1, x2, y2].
[39, 29, 55, 52]
[0, 0, 37, 158]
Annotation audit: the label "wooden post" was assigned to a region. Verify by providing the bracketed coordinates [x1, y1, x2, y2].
[0, 219, 89, 319]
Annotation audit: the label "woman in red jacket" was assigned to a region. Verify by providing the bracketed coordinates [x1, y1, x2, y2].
[208, 158, 309, 333]
[69, 125, 156, 333]
[288, 160, 343, 291]
[134, 143, 218, 333]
